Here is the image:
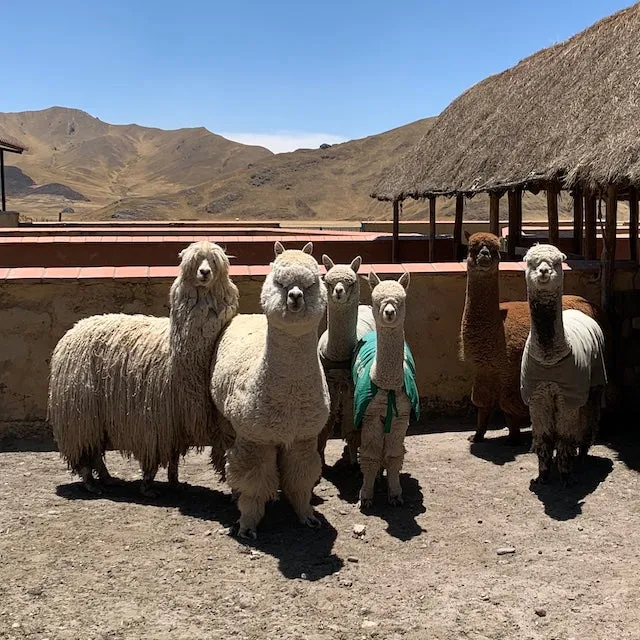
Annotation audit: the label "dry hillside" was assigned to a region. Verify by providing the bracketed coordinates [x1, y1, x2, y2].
[0, 106, 603, 223]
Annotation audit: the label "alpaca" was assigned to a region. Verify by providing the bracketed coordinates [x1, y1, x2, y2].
[520, 244, 607, 484]
[461, 231, 600, 444]
[48, 241, 239, 496]
[317, 254, 369, 468]
[210, 241, 330, 539]
[352, 271, 419, 509]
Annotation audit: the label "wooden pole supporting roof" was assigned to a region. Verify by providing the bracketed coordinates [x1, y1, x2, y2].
[0, 135, 26, 214]
[428, 196, 436, 262]
[453, 194, 464, 260]
[602, 185, 617, 314]
[392, 200, 400, 263]
[572, 187, 583, 256]
[489, 192, 500, 237]
[629, 186, 638, 263]
[547, 185, 559, 247]
[584, 193, 597, 260]
[507, 188, 522, 259]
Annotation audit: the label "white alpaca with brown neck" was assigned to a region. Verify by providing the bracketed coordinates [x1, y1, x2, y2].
[521, 244, 607, 484]
[352, 271, 419, 509]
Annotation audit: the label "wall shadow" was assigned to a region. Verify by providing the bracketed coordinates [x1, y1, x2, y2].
[56, 478, 342, 581]
[528, 454, 613, 520]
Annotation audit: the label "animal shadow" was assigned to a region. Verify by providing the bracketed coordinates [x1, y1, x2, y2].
[528, 454, 613, 521]
[231, 497, 343, 581]
[469, 430, 533, 466]
[326, 465, 426, 542]
[55, 479, 237, 528]
[601, 426, 640, 473]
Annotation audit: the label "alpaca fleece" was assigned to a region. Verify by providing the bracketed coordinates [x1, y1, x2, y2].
[521, 243, 607, 483]
[210, 241, 329, 539]
[48, 241, 239, 495]
[460, 232, 599, 443]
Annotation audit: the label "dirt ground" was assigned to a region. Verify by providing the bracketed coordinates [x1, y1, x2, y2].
[2, 422, 640, 640]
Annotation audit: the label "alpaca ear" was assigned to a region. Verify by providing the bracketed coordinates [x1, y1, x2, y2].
[322, 254, 335, 271]
[368, 271, 381, 289]
[398, 272, 410, 290]
[349, 256, 362, 273]
[302, 242, 313, 255]
[561, 252, 567, 262]
[274, 241, 285, 256]
[178, 247, 187, 260]
[464, 230, 471, 241]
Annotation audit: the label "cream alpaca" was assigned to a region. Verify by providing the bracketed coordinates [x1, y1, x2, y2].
[352, 271, 419, 509]
[48, 241, 239, 496]
[520, 244, 607, 484]
[317, 254, 369, 468]
[210, 241, 330, 539]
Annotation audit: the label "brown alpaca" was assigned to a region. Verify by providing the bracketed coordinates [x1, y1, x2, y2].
[460, 232, 599, 444]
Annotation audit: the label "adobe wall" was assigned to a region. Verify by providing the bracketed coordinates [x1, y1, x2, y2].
[0, 263, 603, 442]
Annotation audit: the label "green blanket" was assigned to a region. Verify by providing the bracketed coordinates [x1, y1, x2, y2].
[352, 331, 420, 433]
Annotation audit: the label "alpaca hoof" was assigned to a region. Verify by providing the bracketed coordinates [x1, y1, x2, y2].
[301, 514, 322, 529]
[358, 498, 373, 511]
[140, 486, 159, 499]
[468, 432, 485, 443]
[236, 526, 257, 541]
[388, 494, 404, 507]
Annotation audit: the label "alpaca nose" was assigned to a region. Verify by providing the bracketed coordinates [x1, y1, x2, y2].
[383, 305, 397, 322]
[334, 283, 345, 299]
[288, 288, 303, 306]
[538, 265, 550, 277]
[199, 266, 211, 278]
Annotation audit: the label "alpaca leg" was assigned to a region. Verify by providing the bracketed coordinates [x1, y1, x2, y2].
[530, 391, 555, 484]
[557, 405, 581, 484]
[505, 413, 522, 445]
[556, 439, 576, 485]
[140, 463, 159, 498]
[210, 416, 235, 482]
[78, 454, 102, 495]
[167, 451, 180, 486]
[468, 406, 492, 443]
[384, 424, 409, 506]
[279, 438, 323, 528]
[94, 454, 121, 487]
[341, 392, 360, 467]
[358, 414, 383, 509]
[345, 428, 361, 467]
[226, 438, 279, 540]
[317, 423, 332, 469]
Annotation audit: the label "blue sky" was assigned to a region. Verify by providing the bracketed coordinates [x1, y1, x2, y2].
[3, 0, 633, 152]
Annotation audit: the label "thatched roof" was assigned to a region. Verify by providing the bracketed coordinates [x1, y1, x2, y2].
[372, 2, 640, 202]
[0, 133, 26, 154]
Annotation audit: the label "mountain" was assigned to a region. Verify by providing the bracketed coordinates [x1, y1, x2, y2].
[0, 107, 272, 219]
[0, 106, 592, 223]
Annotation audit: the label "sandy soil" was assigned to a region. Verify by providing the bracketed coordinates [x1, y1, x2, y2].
[1, 424, 640, 640]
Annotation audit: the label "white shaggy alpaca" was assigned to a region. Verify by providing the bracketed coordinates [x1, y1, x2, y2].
[520, 244, 607, 484]
[210, 241, 330, 539]
[317, 254, 368, 468]
[48, 241, 239, 496]
[352, 271, 419, 509]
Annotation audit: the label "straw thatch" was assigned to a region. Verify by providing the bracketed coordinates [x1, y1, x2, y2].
[372, 2, 640, 202]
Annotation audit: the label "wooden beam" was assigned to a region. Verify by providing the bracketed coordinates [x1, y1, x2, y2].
[584, 192, 597, 260]
[601, 185, 617, 314]
[572, 187, 583, 256]
[546, 185, 559, 247]
[0, 149, 5, 212]
[453, 194, 464, 260]
[489, 192, 500, 237]
[392, 200, 400, 263]
[507, 188, 522, 259]
[629, 186, 638, 263]
[428, 196, 436, 262]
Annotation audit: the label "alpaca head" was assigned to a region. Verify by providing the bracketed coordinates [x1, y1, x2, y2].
[368, 271, 410, 329]
[465, 232, 500, 273]
[261, 241, 327, 332]
[524, 244, 566, 294]
[178, 241, 231, 288]
[322, 254, 362, 306]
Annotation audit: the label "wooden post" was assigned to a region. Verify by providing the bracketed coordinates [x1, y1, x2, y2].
[584, 192, 597, 260]
[453, 194, 464, 260]
[507, 187, 522, 259]
[0, 149, 5, 212]
[572, 187, 583, 256]
[428, 196, 436, 262]
[489, 192, 500, 237]
[629, 186, 638, 263]
[546, 184, 559, 247]
[392, 200, 400, 263]
[601, 185, 617, 314]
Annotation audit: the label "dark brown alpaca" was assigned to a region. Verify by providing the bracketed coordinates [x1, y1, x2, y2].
[460, 232, 598, 443]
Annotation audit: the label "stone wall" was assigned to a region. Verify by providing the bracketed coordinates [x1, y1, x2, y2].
[0, 262, 603, 441]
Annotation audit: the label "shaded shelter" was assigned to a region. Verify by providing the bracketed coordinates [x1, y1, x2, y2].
[0, 134, 27, 212]
[372, 2, 640, 276]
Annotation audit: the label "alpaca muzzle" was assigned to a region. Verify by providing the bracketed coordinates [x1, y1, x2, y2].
[287, 287, 305, 312]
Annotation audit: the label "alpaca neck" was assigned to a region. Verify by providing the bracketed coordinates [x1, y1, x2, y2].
[262, 323, 321, 375]
[325, 298, 359, 361]
[461, 269, 503, 360]
[371, 327, 405, 391]
[528, 289, 569, 364]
